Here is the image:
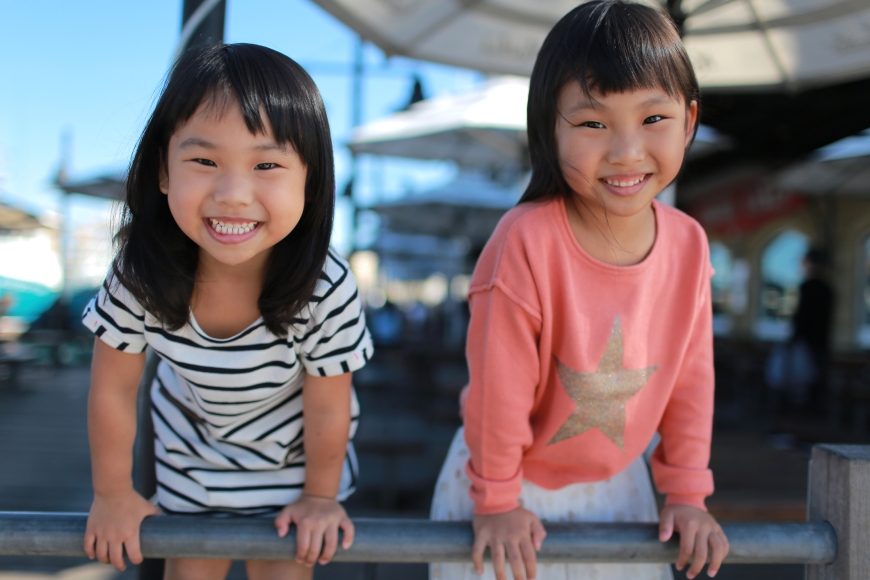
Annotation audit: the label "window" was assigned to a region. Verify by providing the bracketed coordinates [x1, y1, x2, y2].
[710, 241, 733, 335]
[755, 230, 810, 341]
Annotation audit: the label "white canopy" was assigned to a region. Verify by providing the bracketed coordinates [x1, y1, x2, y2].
[350, 76, 730, 167]
[350, 76, 529, 168]
[372, 171, 522, 243]
[313, 0, 870, 91]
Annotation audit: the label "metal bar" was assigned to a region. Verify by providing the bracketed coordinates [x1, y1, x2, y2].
[0, 512, 836, 564]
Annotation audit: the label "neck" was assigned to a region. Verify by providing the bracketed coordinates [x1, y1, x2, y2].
[196, 249, 270, 286]
[565, 197, 657, 267]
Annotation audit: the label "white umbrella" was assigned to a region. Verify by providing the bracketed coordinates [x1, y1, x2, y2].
[312, 0, 870, 91]
[372, 171, 522, 244]
[350, 76, 528, 168]
[350, 76, 730, 168]
[776, 129, 870, 197]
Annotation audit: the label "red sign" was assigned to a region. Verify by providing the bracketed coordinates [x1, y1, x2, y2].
[688, 177, 806, 237]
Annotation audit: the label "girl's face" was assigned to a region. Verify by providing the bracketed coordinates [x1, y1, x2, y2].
[554, 82, 698, 220]
[160, 99, 307, 270]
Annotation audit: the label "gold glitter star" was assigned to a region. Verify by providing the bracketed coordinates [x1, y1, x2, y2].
[548, 316, 657, 450]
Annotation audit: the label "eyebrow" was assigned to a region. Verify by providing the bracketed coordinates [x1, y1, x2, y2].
[178, 137, 290, 153]
[563, 94, 680, 115]
[178, 137, 216, 150]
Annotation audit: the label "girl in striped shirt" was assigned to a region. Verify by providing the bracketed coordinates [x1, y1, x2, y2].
[81, 43, 372, 580]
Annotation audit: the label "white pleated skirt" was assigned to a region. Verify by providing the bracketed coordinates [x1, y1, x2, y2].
[430, 428, 673, 580]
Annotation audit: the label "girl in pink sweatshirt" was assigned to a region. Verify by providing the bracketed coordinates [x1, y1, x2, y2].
[430, 3, 729, 580]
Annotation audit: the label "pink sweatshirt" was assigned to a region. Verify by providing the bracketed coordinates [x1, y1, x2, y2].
[464, 196, 715, 515]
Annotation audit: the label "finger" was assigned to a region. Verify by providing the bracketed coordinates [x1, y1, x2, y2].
[95, 537, 110, 566]
[295, 527, 311, 564]
[506, 543, 525, 580]
[520, 538, 538, 580]
[472, 534, 488, 576]
[83, 532, 96, 559]
[687, 530, 709, 579]
[319, 525, 339, 564]
[707, 532, 729, 577]
[677, 524, 697, 571]
[531, 520, 547, 551]
[340, 517, 355, 550]
[305, 527, 324, 567]
[109, 540, 127, 571]
[659, 512, 675, 542]
[491, 543, 507, 580]
[125, 534, 144, 566]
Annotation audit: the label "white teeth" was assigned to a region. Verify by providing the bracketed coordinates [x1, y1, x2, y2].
[208, 219, 258, 235]
[604, 176, 645, 187]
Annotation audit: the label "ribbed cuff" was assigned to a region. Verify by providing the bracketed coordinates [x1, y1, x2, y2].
[465, 461, 523, 517]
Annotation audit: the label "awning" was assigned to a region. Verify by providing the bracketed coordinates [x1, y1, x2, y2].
[312, 0, 870, 91]
[0, 202, 42, 231]
[57, 175, 125, 201]
[775, 129, 870, 196]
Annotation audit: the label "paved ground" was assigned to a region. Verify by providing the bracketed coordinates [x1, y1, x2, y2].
[0, 363, 839, 580]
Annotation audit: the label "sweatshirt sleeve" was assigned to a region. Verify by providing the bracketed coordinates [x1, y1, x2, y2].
[463, 281, 542, 515]
[650, 266, 715, 511]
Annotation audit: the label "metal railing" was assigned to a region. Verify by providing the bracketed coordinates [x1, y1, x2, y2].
[0, 512, 836, 564]
[1, 445, 867, 578]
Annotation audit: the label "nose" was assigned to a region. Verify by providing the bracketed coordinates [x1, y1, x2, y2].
[212, 170, 254, 208]
[606, 130, 645, 166]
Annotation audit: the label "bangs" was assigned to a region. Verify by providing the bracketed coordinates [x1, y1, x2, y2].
[163, 43, 325, 168]
[559, 1, 696, 102]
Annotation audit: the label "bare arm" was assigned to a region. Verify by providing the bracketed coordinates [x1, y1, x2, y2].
[84, 339, 160, 570]
[301, 372, 352, 497]
[274, 372, 355, 566]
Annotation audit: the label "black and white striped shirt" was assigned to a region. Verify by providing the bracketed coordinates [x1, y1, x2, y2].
[82, 251, 373, 515]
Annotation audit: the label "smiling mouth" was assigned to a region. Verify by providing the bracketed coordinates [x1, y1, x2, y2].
[207, 219, 260, 235]
[601, 175, 649, 187]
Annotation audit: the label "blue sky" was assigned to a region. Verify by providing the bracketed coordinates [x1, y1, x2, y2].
[0, 0, 482, 250]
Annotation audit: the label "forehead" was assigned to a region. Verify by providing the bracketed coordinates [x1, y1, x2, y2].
[557, 81, 685, 113]
[172, 95, 277, 141]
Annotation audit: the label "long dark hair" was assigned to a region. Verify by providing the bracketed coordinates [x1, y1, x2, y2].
[112, 43, 335, 337]
[521, 0, 700, 205]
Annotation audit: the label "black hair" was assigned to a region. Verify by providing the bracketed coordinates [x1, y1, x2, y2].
[520, 0, 701, 205]
[112, 43, 335, 337]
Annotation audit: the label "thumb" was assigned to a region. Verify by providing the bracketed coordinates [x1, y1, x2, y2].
[659, 511, 674, 542]
[274, 511, 292, 538]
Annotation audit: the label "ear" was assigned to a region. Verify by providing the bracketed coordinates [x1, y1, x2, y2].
[684, 100, 699, 148]
[159, 158, 169, 195]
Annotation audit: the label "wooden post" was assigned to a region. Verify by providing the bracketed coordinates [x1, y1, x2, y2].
[807, 444, 870, 579]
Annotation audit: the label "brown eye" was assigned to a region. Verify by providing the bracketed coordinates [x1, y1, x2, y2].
[256, 163, 277, 170]
[580, 121, 605, 129]
[194, 158, 216, 167]
[643, 115, 664, 124]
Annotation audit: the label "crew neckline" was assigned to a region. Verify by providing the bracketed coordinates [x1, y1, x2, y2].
[556, 196, 663, 274]
[188, 310, 264, 342]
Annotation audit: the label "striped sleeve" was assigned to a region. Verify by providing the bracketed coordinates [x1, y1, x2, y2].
[81, 278, 148, 354]
[297, 251, 374, 377]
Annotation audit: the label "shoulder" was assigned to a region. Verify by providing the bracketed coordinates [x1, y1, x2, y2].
[97, 274, 147, 318]
[656, 201, 709, 247]
[317, 249, 355, 293]
[306, 249, 360, 316]
[656, 201, 711, 266]
[471, 198, 560, 289]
